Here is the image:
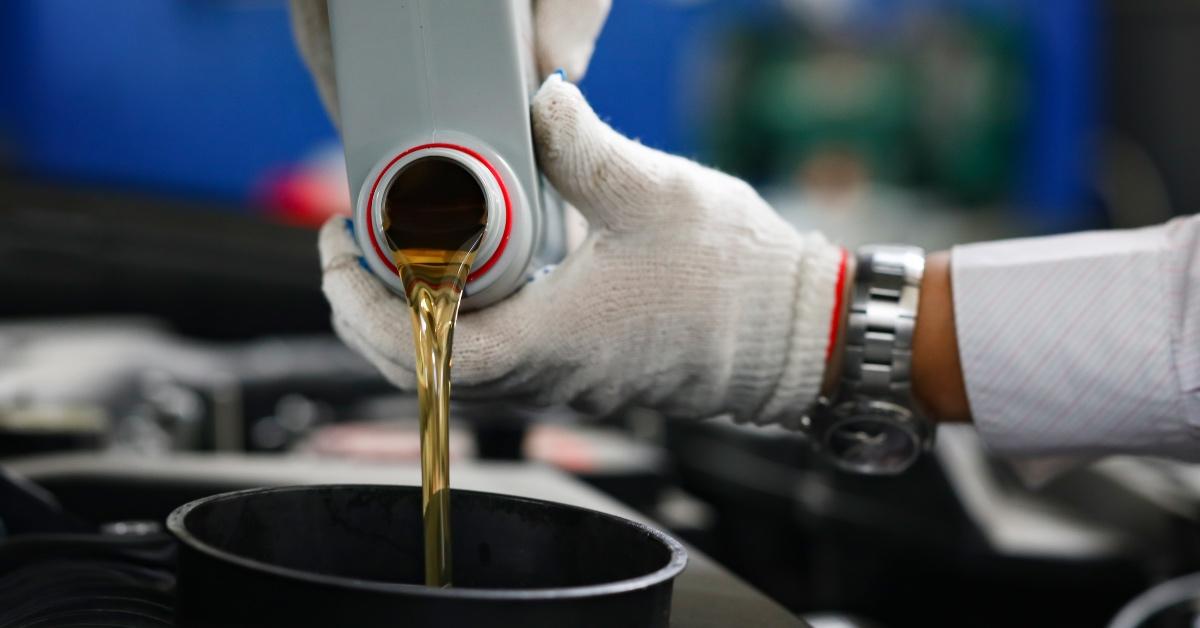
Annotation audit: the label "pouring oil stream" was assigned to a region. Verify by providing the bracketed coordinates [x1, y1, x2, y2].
[383, 158, 487, 587]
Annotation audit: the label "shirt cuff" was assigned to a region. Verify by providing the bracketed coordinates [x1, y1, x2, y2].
[951, 224, 1200, 473]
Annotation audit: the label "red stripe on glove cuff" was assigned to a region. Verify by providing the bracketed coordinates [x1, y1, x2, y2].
[825, 247, 850, 362]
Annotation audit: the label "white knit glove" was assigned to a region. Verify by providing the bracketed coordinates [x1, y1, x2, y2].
[288, 0, 611, 124]
[319, 76, 846, 427]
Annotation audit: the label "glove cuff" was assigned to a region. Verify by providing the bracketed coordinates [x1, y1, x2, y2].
[755, 235, 846, 428]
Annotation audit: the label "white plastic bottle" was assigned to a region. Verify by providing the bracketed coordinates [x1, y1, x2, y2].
[328, 0, 566, 309]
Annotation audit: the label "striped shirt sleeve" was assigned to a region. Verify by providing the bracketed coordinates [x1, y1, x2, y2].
[951, 215, 1200, 468]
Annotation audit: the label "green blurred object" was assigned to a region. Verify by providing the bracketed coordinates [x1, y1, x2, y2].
[708, 11, 1023, 207]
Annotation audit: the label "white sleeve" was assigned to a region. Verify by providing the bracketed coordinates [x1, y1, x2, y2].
[951, 215, 1200, 471]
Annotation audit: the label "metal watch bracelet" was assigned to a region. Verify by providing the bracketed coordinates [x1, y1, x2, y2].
[842, 245, 925, 402]
[806, 244, 933, 475]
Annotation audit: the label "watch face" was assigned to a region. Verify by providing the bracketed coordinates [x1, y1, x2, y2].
[824, 414, 920, 475]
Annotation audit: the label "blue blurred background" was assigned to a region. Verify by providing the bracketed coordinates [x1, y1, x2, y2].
[0, 0, 1117, 234]
[0, 0, 337, 215]
[1, 0, 1198, 312]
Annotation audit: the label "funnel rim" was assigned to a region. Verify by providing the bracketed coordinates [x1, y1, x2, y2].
[167, 484, 688, 601]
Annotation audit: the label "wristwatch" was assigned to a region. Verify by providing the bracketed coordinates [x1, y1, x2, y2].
[805, 244, 935, 475]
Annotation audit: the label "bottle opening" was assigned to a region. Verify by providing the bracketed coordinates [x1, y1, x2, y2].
[382, 157, 488, 253]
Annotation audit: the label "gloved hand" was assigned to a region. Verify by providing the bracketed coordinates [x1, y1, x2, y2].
[288, 0, 611, 124]
[319, 76, 847, 427]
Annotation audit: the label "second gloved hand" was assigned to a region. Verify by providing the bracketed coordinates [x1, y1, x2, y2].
[320, 76, 845, 427]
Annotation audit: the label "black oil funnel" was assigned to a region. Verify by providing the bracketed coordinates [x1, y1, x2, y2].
[168, 484, 687, 628]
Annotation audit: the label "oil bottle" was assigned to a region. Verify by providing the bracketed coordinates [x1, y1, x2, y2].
[329, 0, 566, 310]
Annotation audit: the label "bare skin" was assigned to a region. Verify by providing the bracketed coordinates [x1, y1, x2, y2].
[821, 250, 972, 423]
[911, 251, 971, 422]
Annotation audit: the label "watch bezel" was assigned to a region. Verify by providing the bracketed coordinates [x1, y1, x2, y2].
[818, 399, 927, 475]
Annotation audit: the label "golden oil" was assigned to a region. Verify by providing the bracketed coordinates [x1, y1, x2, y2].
[383, 157, 487, 587]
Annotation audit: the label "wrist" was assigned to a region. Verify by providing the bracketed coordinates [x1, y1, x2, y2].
[911, 250, 971, 422]
[819, 248, 970, 423]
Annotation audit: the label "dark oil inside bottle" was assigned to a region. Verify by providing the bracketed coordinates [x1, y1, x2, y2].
[383, 157, 487, 588]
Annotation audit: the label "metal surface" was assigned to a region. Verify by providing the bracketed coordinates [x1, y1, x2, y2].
[843, 245, 924, 401]
[8, 453, 806, 628]
[808, 245, 932, 475]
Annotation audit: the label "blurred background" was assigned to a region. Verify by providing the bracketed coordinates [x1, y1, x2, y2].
[3, 1, 1200, 627]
